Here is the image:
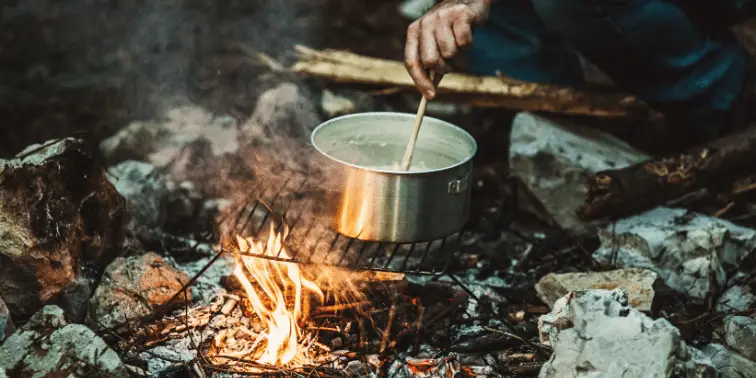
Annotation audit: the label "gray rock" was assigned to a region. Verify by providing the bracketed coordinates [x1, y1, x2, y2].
[242, 82, 322, 141]
[717, 285, 756, 312]
[535, 268, 658, 311]
[700, 343, 756, 378]
[0, 305, 129, 378]
[100, 106, 239, 167]
[0, 138, 127, 319]
[399, 0, 435, 20]
[0, 296, 14, 342]
[509, 112, 650, 234]
[108, 161, 170, 229]
[538, 289, 715, 378]
[88, 252, 191, 331]
[724, 316, 756, 361]
[346, 360, 365, 375]
[57, 277, 93, 323]
[321, 89, 356, 117]
[593, 207, 756, 299]
[174, 254, 232, 304]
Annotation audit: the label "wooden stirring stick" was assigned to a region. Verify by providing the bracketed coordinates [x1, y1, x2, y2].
[400, 71, 444, 171]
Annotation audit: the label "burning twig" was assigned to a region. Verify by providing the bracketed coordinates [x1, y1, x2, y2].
[314, 301, 372, 314]
[379, 294, 400, 354]
[413, 304, 425, 353]
[221, 295, 240, 315]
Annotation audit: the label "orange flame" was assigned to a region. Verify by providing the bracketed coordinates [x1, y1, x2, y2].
[234, 225, 324, 366]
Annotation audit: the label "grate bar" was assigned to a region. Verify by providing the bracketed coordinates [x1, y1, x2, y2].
[225, 170, 464, 275]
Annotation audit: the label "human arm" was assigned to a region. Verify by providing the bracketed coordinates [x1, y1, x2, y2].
[404, 0, 494, 99]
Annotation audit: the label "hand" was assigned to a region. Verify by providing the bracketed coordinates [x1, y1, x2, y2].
[404, 0, 492, 99]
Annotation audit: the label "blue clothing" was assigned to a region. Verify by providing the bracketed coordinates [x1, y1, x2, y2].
[468, 0, 754, 133]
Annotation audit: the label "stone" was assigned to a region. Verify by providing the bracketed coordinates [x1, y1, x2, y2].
[0, 296, 14, 342]
[100, 105, 239, 167]
[0, 138, 127, 319]
[399, 0, 436, 19]
[321, 89, 355, 117]
[593, 207, 756, 300]
[174, 254, 233, 304]
[0, 305, 129, 378]
[56, 277, 93, 323]
[717, 284, 756, 312]
[108, 160, 170, 229]
[700, 343, 756, 378]
[346, 360, 365, 375]
[509, 112, 650, 234]
[241, 82, 322, 142]
[535, 268, 657, 311]
[538, 289, 715, 378]
[88, 252, 191, 331]
[724, 316, 756, 361]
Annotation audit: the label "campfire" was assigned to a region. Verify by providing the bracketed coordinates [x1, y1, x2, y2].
[4, 2, 756, 376]
[217, 226, 325, 367]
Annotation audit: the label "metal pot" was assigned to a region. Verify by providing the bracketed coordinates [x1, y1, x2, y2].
[311, 112, 477, 243]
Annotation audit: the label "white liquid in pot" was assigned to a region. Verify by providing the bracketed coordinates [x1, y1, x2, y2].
[324, 136, 460, 171]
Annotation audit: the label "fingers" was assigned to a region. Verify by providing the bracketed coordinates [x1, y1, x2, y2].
[435, 16, 458, 60]
[452, 13, 474, 49]
[404, 22, 434, 99]
[420, 17, 452, 76]
[404, 4, 478, 99]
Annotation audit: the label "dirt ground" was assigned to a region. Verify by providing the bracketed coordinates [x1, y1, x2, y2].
[0, 0, 418, 157]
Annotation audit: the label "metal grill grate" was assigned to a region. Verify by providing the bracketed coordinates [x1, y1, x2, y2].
[222, 170, 466, 275]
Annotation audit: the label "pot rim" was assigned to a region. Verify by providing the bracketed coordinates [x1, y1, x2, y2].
[311, 111, 477, 175]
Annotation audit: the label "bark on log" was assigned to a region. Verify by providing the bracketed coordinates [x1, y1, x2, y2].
[578, 125, 756, 220]
[290, 45, 658, 119]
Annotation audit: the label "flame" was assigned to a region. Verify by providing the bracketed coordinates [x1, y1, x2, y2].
[233, 225, 324, 366]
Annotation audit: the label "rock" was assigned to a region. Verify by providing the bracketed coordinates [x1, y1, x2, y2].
[700, 343, 756, 378]
[346, 360, 364, 375]
[0, 296, 14, 342]
[538, 289, 715, 378]
[321, 89, 356, 117]
[535, 268, 657, 311]
[509, 112, 650, 234]
[108, 161, 205, 236]
[100, 106, 239, 167]
[108, 160, 170, 229]
[242, 82, 322, 141]
[0, 138, 127, 319]
[399, 0, 436, 20]
[174, 254, 232, 304]
[88, 252, 191, 331]
[593, 207, 756, 299]
[0, 305, 129, 378]
[724, 316, 756, 361]
[57, 277, 93, 323]
[717, 284, 756, 312]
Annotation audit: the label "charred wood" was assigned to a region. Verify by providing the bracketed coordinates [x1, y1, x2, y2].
[578, 125, 756, 220]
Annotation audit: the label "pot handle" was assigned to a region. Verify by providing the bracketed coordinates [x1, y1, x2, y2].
[448, 174, 470, 194]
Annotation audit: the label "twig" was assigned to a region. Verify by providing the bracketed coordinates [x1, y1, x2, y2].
[380, 294, 400, 354]
[413, 304, 425, 354]
[315, 301, 371, 314]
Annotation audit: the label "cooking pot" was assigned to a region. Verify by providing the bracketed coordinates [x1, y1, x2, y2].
[311, 112, 477, 243]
